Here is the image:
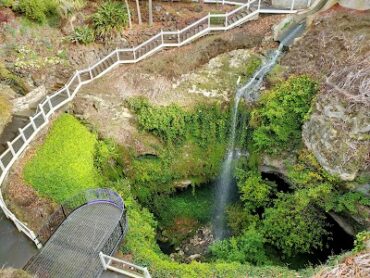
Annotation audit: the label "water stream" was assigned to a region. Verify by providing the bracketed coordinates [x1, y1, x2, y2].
[212, 25, 304, 239]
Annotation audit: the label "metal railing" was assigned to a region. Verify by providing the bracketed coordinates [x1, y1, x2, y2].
[99, 253, 151, 278]
[0, 0, 308, 249]
[36, 188, 126, 245]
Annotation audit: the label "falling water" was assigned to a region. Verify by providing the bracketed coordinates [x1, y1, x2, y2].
[212, 24, 304, 239]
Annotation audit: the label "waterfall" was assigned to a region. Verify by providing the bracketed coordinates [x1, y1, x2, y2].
[212, 25, 304, 239]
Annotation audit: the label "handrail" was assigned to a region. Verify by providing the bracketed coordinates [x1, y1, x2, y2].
[36, 188, 126, 245]
[0, 0, 307, 249]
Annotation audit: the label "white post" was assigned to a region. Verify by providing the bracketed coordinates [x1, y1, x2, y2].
[39, 104, 48, 123]
[30, 116, 37, 131]
[66, 86, 71, 99]
[290, 0, 295, 10]
[46, 96, 53, 113]
[19, 128, 27, 143]
[222, 0, 225, 5]
[116, 49, 119, 62]
[177, 31, 180, 44]
[76, 71, 81, 84]
[99, 252, 107, 270]
[307, 0, 311, 7]
[225, 16, 228, 27]
[0, 159, 5, 171]
[258, 0, 261, 10]
[247, 0, 250, 9]
[161, 30, 164, 45]
[89, 67, 93, 79]
[133, 49, 136, 61]
[208, 12, 211, 27]
[7, 142, 16, 156]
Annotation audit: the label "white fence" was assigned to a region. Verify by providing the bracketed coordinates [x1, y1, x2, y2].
[0, 0, 306, 249]
[99, 252, 151, 278]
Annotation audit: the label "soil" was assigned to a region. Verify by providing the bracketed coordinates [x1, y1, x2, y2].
[2, 114, 61, 232]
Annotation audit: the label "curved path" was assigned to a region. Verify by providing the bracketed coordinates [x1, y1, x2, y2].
[25, 203, 123, 277]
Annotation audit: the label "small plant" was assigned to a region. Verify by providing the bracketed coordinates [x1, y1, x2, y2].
[353, 231, 370, 253]
[69, 26, 95, 44]
[16, 0, 58, 23]
[92, 1, 128, 39]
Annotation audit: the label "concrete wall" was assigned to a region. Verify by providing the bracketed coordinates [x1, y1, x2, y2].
[338, 0, 370, 10]
[272, 0, 310, 9]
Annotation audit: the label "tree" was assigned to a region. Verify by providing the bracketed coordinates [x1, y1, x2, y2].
[135, 0, 142, 24]
[148, 0, 153, 26]
[124, 0, 132, 28]
[262, 192, 328, 257]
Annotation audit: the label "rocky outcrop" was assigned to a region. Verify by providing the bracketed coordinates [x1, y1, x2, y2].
[302, 92, 370, 181]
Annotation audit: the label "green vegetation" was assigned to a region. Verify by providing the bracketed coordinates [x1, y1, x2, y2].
[23, 113, 299, 277]
[210, 228, 269, 265]
[250, 76, 318, 153]
[0, 62, 29, 95]
[68, 26, 95, 44]
[126, 98, 229, 205]
[16, 0, 58, 23]
[93, 1, 129, 39]
[154, 185, 214, 244]
[24, 114, 99, 202]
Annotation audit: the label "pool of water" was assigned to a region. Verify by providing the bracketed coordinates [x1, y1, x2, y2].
[0, 211, 37, 268]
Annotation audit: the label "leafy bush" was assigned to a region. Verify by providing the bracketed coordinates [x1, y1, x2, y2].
[16, 0, 58, 23]
[92, 1, 128, 38]
[353, 231, 370, 253]
[226, 203, 259, 235]
[127, 97, 229, 146]
[210, 228, 269, 265]
[0, 62, 29, 95]
[262, 192, 329, 257]
[239, 172, 275, 212]
[250, 76, 318, 153]
[69, 26, 95, 44]
[24, 114, 99, 202]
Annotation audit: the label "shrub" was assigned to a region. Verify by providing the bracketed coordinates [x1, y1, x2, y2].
[24, 114, 99, 202]
[210, 228, 269, 265]
[16, 0, 58, 23]
[239, 172, 275, 212]
[262, 192, 329, 257]
[69, 26, 95, 44]
[250, 76, 318, 153]
[92, 1, 128, 38]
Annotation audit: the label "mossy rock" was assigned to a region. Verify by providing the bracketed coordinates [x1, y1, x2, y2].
[0, 94, 12, 133]
[0, 62, 29, 95]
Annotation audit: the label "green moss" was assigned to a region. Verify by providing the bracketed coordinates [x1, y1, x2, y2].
[250, 76, 318, 154]
[0, 62, 28, 95]
[125, 98, 229, 204]
[24, 114, 99, 202]
[0, 95, 12, 130]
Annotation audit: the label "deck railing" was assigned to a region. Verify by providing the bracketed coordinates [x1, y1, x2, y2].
[0, 0, 306, 249]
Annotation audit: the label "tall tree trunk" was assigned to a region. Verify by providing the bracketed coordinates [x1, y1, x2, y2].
[136, 0, 142, 25]
[148, 0, 153, 26]
[124, 0, 132, 28]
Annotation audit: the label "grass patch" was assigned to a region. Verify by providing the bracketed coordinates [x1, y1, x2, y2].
[24, 114, 99, 202]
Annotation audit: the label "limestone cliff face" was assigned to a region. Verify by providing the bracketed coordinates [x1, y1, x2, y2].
[302, 92, 370, 181]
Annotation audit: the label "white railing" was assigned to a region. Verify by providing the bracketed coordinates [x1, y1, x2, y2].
[0, 0, 308, 249]
[99, 253, 151, 278]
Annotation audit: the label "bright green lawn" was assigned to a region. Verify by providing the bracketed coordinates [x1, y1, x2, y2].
[24, 114, 99, 202]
